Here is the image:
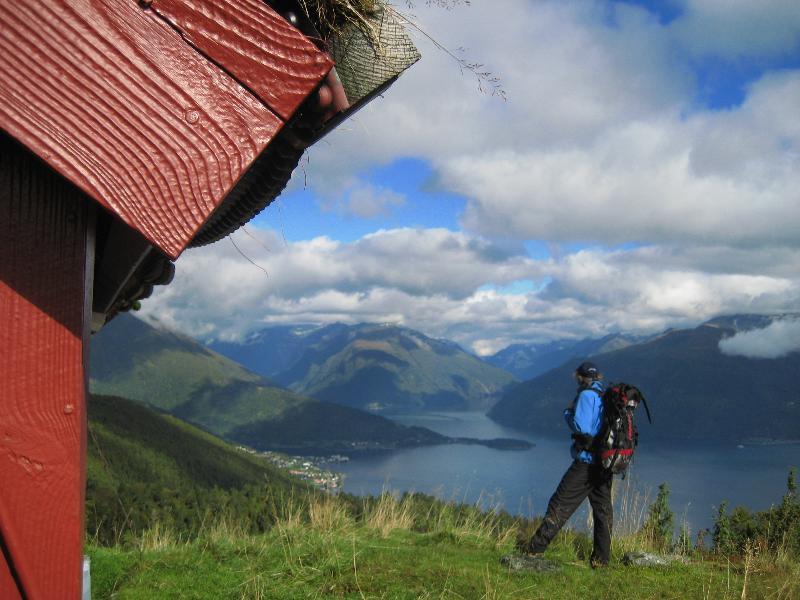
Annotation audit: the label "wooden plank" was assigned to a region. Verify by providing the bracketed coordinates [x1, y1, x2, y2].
[150, 0, 333, 121]
[0, 0, 289, 259]
[0, 134, 92, 598]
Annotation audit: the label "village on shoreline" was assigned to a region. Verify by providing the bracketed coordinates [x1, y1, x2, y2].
[237, 446, 347, 491]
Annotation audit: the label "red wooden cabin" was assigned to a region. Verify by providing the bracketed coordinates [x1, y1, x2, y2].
[0, 1, 417, 596]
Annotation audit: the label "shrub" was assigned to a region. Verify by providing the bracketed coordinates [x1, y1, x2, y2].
[712, 467, 800, 558]
[642, 482, 674, 552]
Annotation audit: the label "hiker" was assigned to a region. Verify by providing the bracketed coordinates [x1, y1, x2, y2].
[525, 361, 613, 567]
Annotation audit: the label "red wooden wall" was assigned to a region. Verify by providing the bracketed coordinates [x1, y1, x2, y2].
[0, 134, 93, 599]
[0, 2, 334, 597]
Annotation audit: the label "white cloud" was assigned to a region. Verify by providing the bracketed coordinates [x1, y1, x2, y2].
[447, 73, 800, 247]
[300, 0, 689, 186]
[719, 317, 800, 358]
[298, 1, 800, 250]
[688, 72, 800, 179]
[142, 1, 800, 353]
[142, 226, 543, 341]
[143, 225, 800, 353]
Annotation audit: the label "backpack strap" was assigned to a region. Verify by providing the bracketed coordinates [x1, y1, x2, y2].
[570, 384, 602, 451]
[626, 384, 653, 424]
[576, 382, 604, 399]
[639, 389, 652, 424]
[571, 432, 594, 451]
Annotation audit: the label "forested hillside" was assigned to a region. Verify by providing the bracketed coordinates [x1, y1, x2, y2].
[86, 395, 308, 544]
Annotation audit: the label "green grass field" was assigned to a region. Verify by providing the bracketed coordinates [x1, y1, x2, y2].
[87, 492, 799, 599]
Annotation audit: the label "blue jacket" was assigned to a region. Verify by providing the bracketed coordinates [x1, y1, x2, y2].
[563, 381, 604, 463]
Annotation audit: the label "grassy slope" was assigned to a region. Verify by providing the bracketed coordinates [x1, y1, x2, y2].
[88, 395, 297, 487]
[87, 395, 310, 544]
[88, 513, 797, 600]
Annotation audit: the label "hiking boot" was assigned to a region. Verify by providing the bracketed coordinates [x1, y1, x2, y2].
[519, 542, 545, 557]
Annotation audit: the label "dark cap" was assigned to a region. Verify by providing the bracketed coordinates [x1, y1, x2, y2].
[575, 361, 600, 378]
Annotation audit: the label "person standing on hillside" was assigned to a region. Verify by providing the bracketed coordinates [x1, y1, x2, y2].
[524, 361, 613, 567]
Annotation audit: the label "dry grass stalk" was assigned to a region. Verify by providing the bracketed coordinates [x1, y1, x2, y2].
[365, 492, 415, 536]
[269, 490, 306, 531]
[138, 522, 181, 552]
[302, 0, 506, 99]
[309, 494, 353, 532]
[205, 514, 249, 544]
[239, 573, 267, 600]
[388, 2, 506, 99]
[741, 539, 757, 599]
[298, 0, 380, 43]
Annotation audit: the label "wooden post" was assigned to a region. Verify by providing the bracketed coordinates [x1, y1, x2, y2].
[0, 134, 94, 599]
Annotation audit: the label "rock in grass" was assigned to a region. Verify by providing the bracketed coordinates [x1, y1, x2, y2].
[500, 554, 561, 572]
[622, 552, 689, 567]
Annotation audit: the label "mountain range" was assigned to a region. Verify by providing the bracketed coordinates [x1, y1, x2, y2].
[210, 322, 516, 413]
[485, 333, 644, 380]
[90, 315, 449, 452]
[90, 315, 527, 452]
[489, 315, 800, 443]
[209, 324, 334, 378]
[92, 312, 800, 446]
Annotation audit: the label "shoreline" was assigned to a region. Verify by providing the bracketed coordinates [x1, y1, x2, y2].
[252, 434, 534, 457]
[739, 438, 800, 447]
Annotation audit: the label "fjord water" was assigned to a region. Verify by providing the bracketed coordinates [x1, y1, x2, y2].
[336, 412, 800, 532]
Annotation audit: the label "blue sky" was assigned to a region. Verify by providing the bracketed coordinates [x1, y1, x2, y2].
[147, 0, 800, 356]
[689, 46, 800, 109]
[260, 158, 465, 242]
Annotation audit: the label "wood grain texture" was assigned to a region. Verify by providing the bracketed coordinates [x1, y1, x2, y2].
[151, 0, 333, 121]
[0, 0, 292, 258]
[0, 134, 91, 599]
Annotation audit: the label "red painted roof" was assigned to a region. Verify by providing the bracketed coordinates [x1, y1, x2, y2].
[0, 0, 331, 259]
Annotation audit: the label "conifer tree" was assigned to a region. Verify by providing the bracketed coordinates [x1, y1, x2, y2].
[713, 501, 733, 554]
[644, 482, 674, 551]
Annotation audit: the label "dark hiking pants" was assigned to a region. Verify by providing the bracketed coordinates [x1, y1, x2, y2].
[528, 460, 613, 564]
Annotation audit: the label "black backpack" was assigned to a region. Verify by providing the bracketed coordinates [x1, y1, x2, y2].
[594, 383, 651, 475]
